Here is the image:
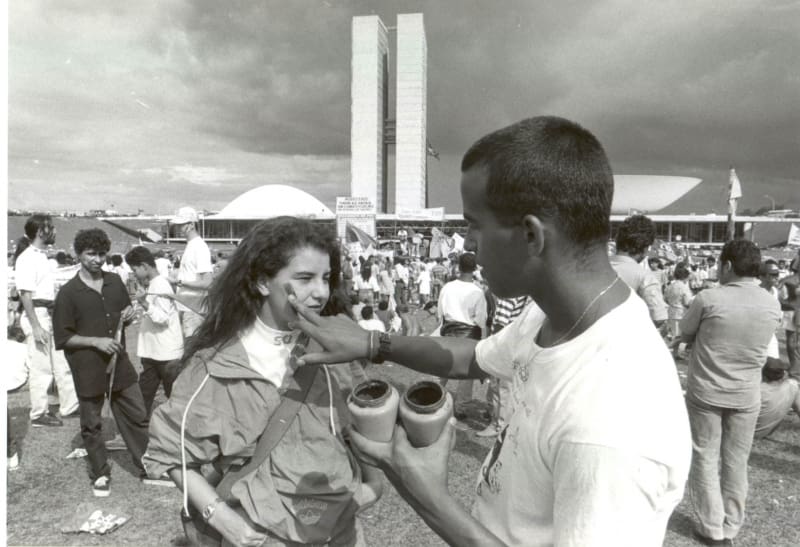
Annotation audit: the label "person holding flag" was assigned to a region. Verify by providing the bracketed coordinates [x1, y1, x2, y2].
[726, 167, 743, 241]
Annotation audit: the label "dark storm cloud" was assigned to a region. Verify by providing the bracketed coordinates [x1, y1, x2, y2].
[8, 0, 799, 213]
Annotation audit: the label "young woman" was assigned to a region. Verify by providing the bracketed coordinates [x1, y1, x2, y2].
[143, 217, 380, 546]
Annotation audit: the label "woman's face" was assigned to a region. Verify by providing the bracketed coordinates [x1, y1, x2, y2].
[259, 246, 331, 330]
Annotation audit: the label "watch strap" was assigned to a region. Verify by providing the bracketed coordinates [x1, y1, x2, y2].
[372, 332, 391, 364]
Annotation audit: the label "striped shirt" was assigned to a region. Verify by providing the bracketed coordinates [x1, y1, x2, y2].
[492, 295, 532, 334]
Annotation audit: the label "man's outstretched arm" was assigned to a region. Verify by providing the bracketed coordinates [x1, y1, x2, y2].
[289, 297, 487, 380]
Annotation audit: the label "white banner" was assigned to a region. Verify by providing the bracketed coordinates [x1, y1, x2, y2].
[788, 223, 800, 247]
[336, 196, 376, 240]
[395, 207, 446, 221]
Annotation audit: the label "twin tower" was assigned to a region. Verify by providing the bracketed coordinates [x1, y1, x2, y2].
[350, 13, 427, 214]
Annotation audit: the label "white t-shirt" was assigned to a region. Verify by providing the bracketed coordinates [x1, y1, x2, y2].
[473, 295, 691, 546]
[239, 317, 300, 388]
[155, 257, 173, 279]
[138, 276, 184, 361]
[14, 246, 55, 300]
[177, 236, 213, 312]
[438, 279, 487, 327]
[358, 318, 386, 333]
[417, 269, 431, 295]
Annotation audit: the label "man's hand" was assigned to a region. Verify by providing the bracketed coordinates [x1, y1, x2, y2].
[93, 337, 123, 355]
[288, 296, 372, 365]
[348, 417, 457, 510]
[208, 504, 267, 547]
[32, 324, 50, 348]
[120, 305, 136, 324]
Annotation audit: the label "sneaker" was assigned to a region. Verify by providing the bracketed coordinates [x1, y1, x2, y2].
[104, 437, 128, 451]
[475, 424, 501, 438]
[141, 473, 176, 488]
[31, 413, 63, 427]
[7, 453, 19, 470]
[93, 476, 111, 498]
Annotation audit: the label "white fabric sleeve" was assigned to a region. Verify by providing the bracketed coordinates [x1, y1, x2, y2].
[13, 254, 36, 292]
[679, 291, 705, 336]
[553, 442, 676, 547]
[196, 243, 214, 274]
[470, 290, 488, 333]
[474, 319, 516, 382]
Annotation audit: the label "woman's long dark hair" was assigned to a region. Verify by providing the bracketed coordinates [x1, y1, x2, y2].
[181, 216, 340, 365]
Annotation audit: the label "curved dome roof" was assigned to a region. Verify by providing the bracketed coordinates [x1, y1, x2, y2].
[611, 175, 702, 214]
[207, 185, 334, 220]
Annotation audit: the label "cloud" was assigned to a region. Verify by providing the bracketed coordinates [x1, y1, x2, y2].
[8, 0, 798, 215]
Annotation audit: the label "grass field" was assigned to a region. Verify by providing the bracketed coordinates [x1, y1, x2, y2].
[6, 325, 800, 546]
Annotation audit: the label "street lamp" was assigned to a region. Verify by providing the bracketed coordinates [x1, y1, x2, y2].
[764, 194, 775, 211]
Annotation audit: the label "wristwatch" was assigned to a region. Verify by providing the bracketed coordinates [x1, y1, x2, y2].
[201, 497, 225, 522]
[372, 332, 391, 364]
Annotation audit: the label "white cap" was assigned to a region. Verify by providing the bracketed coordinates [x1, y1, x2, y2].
[172, 206, 199, 225]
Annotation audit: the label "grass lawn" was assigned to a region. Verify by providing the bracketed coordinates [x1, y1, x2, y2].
[6, 324, 800, 546]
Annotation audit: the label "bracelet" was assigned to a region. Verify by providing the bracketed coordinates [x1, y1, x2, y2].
[372, 332, 390, 364]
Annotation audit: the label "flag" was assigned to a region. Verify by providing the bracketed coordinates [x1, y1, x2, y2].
[426, 141, 440, 160]
[788, 223, 800, 247]
[345, 222, 378, 249]
[429, 227, 453, 258]
[728, 167, 742, 215]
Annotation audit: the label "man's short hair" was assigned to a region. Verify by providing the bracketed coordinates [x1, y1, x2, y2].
[55, 251, 67, 265]
[73, 228, 111, 255]
[361, 306, 374, 320]
[760, 259, 779, 276]
[24, 214, 53, 240]
[125, 246, 156, 268]
[616, 215, 656, 255]
[458, 252, 477, 273]
[377, 300, 389, 311]
[673, 263, 690, 280]
[110, 254, 123, 267]
[719, 239, 761, 277]
[461, 116, 613, 248]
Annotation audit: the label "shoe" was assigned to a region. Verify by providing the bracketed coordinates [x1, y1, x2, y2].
[31, 413, 63, 427]
[93, 476, 111, 498]
[104, 437, 128, 451]
[141, 473, 176, 488]
[7, 453, 19, 470]
[692, 530, 732, 546]
[475, 424, 501, 438]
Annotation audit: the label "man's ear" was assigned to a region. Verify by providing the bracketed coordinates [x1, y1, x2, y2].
[521, 215, 546, 257]
[256, 279, 270, 296]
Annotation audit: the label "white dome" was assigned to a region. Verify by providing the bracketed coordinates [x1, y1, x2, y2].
[611, 175, 702, 214]
[207, 185, 335, 219]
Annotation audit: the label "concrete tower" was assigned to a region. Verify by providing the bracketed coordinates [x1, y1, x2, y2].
[395, 13, 428, 211]
[350, 16, 389, 212]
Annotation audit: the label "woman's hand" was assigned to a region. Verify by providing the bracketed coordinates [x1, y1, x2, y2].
[209, 504, 267, 547]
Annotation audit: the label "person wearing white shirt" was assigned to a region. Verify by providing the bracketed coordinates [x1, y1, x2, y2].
[170, 207, 213, 337]
[14, 214, 79, 426]
[357, 306, 386, 333]
[126, 246, 184, 417]
[290, 117, 690, 546]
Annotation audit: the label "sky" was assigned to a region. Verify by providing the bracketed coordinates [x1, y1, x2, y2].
[8, 0, 799, 215]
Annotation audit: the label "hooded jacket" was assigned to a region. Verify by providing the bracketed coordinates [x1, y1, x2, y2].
[143, 339, 361, 543]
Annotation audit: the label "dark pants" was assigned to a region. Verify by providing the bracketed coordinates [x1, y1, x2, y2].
[394, 281, 408, 305]
[78, 382, 149, 481]
[440, 321, 483, 408]
[139, 358, 179, 417]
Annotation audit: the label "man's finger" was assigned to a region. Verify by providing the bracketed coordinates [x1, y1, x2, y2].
[287, 296, 322, 326]
[349, 426, 391, 466]
[295, 352, 337, 366]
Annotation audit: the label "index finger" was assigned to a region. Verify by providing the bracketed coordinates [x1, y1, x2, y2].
[287, 295, 323, 326]
[348, 427, 392, 467]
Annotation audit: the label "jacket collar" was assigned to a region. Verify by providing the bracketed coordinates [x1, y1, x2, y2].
[197, 340, 268, 382]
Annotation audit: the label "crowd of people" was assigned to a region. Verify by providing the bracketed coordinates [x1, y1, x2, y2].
[5, 115, 800, 546]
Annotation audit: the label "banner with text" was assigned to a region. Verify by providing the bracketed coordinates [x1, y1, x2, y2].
[336, 197, 376, 240]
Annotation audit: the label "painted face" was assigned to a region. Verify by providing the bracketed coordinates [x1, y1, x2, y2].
[77, 248, 108, 275]
[130, 264, 150, 284]
[460, 167, 528, 298]
[761, 265, 780, 289]
[39, 224, 57, 246]
[259, 246, 331, 330]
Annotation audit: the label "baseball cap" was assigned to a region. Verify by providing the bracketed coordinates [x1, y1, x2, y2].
[172, 206, 198, 225]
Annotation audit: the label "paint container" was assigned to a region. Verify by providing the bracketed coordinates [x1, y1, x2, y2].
[347, 380, 400, 443]
[399, 381, 453, 448]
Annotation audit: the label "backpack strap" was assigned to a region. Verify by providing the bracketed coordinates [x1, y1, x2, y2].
[216, 362, 319, 500]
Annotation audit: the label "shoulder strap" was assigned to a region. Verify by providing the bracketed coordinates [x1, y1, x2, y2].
[216, 363, 319, 499]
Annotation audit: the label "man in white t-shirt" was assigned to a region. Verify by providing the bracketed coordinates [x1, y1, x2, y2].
[125, 246, 184, 417]
[14, 214, 79, 426]
[169, 206, 213, 337]
[437, 252, 487, 417]
[290, 116, 691, 546]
